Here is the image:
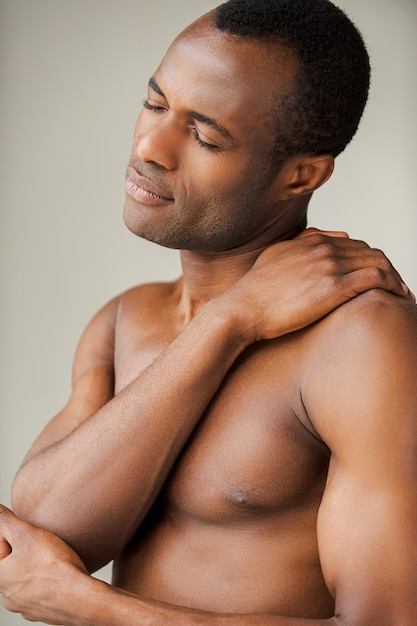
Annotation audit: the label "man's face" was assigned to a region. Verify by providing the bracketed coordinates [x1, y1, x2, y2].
[124, 20, 297, 253]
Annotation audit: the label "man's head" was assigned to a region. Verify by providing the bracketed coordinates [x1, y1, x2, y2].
[124, 0, 370, 253]
[215, 0, 371, 168]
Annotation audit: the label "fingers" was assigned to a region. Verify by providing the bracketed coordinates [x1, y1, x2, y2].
[297, 227, 350, 239]
[339, 267, 416, 303]
[295, 230, 415, 302]
[340, 249, 415, 302]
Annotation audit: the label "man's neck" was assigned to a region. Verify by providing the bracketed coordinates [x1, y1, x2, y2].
[178, 248, 259, 321]
[177, 222, 305, 324]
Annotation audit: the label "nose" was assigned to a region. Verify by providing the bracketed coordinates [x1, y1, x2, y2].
[134, 115, 178, 170]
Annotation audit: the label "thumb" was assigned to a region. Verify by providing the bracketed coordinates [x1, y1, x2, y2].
[0, 504, 18, 559]
[0, 503, 15, 527]
[0, 504, 15, 558]
[0, 537, 12, 559]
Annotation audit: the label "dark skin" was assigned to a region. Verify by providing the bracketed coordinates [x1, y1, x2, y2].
[1, 14, 417, 626]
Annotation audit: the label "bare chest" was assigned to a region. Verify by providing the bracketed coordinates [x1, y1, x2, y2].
[112, 302, 331, 614]
[165, 347, 329, 523]
[114, 306, 329, 522]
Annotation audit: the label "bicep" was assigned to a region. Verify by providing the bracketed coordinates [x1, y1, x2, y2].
[318, 459, 417, 624]
[22, 297, 118, 462]
[305, 296, 417, 624]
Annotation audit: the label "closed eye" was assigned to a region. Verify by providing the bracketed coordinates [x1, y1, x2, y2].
[142, 99, 166, 112]
[190, 127, 221, 152]
[142, 99, 221, 152]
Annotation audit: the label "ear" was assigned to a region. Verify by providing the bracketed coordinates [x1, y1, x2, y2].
[281, 155, 334, 198]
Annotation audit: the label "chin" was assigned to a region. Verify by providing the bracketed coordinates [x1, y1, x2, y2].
[122, 204, 245, 252]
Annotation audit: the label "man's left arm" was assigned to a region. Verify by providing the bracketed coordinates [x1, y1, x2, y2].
[309, 291, 417, 625]
[1, 293, 417, 625]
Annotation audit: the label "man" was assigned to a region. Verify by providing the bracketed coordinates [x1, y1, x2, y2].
[1, 0, 416, 624]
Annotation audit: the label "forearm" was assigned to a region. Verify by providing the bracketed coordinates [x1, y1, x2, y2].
[48, 576, 338, 626]
[12, 297, 251, 571]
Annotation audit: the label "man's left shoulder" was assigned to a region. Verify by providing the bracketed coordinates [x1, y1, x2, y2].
[341, 287, 417, 319]
[317, 288, 417, 346]
[302, 290, 417, 445]
[300, 289, 417, 407]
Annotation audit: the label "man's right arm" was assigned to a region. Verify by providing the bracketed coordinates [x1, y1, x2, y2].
[12, 292, 249, 573]
[11, 231, 414, 572]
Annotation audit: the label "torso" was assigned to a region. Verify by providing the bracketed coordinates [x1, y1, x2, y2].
[110, 281, 334, 618]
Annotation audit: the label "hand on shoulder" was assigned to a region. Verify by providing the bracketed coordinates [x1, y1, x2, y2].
[219, 228, 415, 344]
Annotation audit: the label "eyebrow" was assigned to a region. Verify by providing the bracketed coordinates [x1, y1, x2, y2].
[148, 77, 237, 145]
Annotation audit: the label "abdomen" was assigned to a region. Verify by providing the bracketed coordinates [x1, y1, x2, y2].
[113, 505, 334, 618]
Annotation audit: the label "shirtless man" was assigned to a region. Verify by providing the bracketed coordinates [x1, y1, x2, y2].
[1, 0, 417, 624]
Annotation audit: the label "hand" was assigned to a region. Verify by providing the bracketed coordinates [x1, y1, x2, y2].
[226, 228, 415, 343]
[0, 504, 88, 624]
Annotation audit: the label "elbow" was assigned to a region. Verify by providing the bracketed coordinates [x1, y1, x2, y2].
[11, 466, 64, 535]
[11, 466, 36, 520]
[11, 470, 118, 574]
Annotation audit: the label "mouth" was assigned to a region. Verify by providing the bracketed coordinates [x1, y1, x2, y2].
[125, 165, 174, 205]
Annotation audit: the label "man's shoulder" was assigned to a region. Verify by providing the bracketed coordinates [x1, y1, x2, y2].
[117, 278, 181, 308]
[314, 288, 417, 345]
[89, 279, 181, 324]
[303, 290, 417, 382]
[241, 289, 416, 375]
[299, 287, 417, 389]
[300, 290, 417, 438]
[80, 279, 181, 342]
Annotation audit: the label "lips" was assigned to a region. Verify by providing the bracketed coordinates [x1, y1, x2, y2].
[125, 165, 174, 204]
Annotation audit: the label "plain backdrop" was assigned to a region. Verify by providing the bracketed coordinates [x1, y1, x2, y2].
[1, 1, 416, 624]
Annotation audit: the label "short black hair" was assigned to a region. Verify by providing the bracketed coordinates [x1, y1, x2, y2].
[215, 0, 371, 166]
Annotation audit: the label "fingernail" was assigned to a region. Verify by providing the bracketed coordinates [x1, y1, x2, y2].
[401, 283, 416, 302]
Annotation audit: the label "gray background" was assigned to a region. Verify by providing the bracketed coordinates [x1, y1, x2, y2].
[1, 1, 416, 624]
